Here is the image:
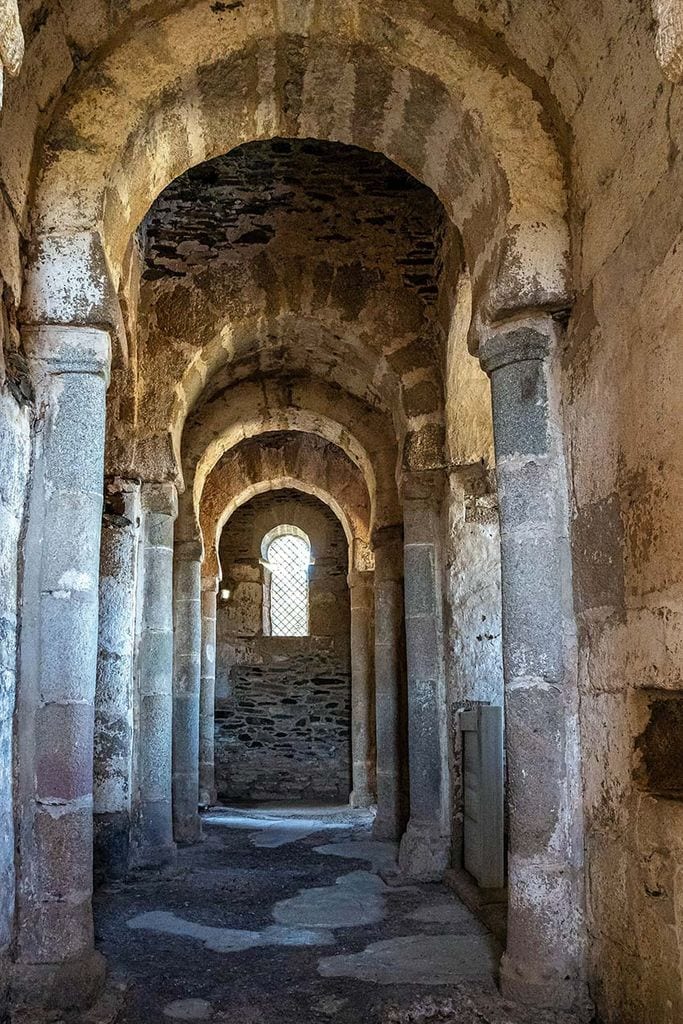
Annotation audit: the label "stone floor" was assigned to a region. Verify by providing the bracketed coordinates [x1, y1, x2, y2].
[68, 806, 582, 1024]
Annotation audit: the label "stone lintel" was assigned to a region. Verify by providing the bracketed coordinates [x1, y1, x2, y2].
[141, 482, 178, 520]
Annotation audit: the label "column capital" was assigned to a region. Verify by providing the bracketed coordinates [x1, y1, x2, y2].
[347, 569, 374, 590]
[175, 539, 204, 563]
[371, 523, 403, 550]
[399, 468, 446, 503]
[104, 475, 141, 493]
[21, 231, 124, 342]
[141, 481, 178, 520]
[478, 321, 552, 376]
[23, 325, 111, 381]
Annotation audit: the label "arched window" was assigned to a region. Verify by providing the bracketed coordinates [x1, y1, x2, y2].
[261, 526, 311, 637]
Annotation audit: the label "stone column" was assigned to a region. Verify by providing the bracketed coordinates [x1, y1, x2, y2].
[172, 541, 202, 844]
[14, 326, 110, 1008]
[94, 478, 141, 881]
[479, 320, 586, 1011]
[397, 472, 451, 881]
[372, 526, 407, 841]
[348, 570, 376, 808]
[199, 577, 218, 807]
[132, 482, 177, 868]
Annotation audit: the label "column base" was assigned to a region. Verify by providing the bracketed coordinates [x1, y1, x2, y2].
[349, 787, 374, 809]
[372, 810, 402, 841]
[130, 841, 177, 870]
[198, 786, 217, 808]
[499, 952, 591, 1017]
[11, 949, 106, 1012]
[174, 816, 202, 846]
[398, 820, 450, 881]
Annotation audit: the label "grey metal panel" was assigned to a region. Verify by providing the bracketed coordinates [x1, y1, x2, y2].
[461, 704, 505, 889]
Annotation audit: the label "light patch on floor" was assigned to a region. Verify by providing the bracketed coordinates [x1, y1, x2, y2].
[248, 824, 319, 848]
[127, 910, 334, 952]
[314, 838, 399, 871]
[314, 995, 349, 1016]
[205, 808, 362, 849]
[273, 870, 387, 929]
[317, 933, 499, 985]
[408, 901, 489, 932]
[163, 998, 213, 1020]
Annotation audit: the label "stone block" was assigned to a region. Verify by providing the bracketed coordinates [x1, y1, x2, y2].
[139, 694, 173, 801]
[93, 811, 130, 882]
[403, 544, 437, 617]
[16, 893, 94, 964]
[41, 489, 102, 593]
[33, 807, 92, 898]
[505, 685, 566, 856]
[142, 548, 174, 630]
[172, 692, 200, 767]
[43, 372, 107, 494]
[490, 357, 549, 459]
[499, 532, 564, 683]
[496, 457, 557, 532]
[35, 703, 93, 803]
[138, 629, 173, 697]
[144, 510, 174, 549]
[39, 591, 99, 703]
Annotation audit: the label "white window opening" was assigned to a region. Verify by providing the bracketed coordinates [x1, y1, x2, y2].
[262, 526, 311, 637]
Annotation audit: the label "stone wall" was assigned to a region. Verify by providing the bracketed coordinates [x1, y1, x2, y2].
[215, 490, 351, 803]
[444, 465, 503, 862]
[562, 13, 683, 1022]
[0, 321, 30, 974]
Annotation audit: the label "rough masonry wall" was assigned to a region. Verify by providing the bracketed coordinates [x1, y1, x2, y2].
[445, 464, 503, 862]
[133, 137, 448, 476]
[215, 490, 351, 803]
[563, 14, 683, 1023]
[0, 331, 30, 972]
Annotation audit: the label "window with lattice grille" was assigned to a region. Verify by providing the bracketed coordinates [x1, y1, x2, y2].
[264, 531, 311, 637]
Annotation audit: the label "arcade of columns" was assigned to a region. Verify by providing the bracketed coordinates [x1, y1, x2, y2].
[0, 3, 682, 1023]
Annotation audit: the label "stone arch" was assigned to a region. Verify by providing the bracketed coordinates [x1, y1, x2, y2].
[176, 376, 401, 546]
[125, 303, 444, 487]
[23, 0, 570, 337]
[199, 431, 372, 579]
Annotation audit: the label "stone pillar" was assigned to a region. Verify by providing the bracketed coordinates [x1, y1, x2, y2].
[372, 526, 407, 841]
[479, 320, 586, 1011]
[172, 541, 202, 844]
[199, 577, 218, 808]
[397, 472, 451, 881]
[348, 570, 376, 808]
[132, 482, 177, 868]
[14, 326, 110, 1008]
[94, 478, 141, 881]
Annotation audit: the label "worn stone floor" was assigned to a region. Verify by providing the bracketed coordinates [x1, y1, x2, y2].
[72, 806, 582, 1024]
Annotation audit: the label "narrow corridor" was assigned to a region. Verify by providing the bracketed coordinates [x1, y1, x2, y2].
[89, 808, 575, 1024]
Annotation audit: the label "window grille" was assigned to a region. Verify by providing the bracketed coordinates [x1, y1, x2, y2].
[265, 532, 310, 637]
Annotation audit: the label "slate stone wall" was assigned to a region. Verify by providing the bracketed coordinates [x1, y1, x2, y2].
[215, 490, 351, 802]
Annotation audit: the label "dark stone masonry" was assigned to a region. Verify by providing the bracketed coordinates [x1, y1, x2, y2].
[216, 638, 351, 802]
[215, 489, 352, 804]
